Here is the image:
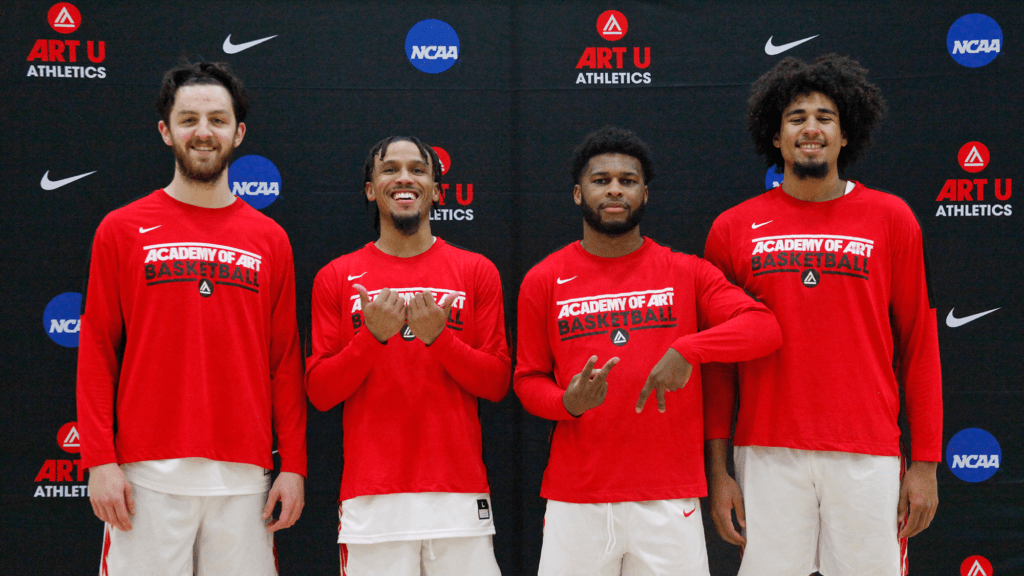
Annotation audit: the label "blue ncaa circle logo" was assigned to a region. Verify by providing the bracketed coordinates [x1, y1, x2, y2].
[405, 19, 460, 74]
[946, 428, 1001, 482]
[947, 14, 1002, 68]
[765, 166, 784, 190]
[43, 292, 82, 347]
[228, 155, 281, 210]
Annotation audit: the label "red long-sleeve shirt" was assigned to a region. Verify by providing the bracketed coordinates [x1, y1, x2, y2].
[306, 239, 510, 501]
[77, 190, 307, 475]
[514, 239, 781, 503]
[703, 182, 943, 462]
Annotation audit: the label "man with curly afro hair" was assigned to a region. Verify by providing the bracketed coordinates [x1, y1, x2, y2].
[702, 54, 943, 576]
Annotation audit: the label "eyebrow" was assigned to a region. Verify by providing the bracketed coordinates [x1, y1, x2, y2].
[589, 169, 640, 177]
[785, 107, 838, 117]
[175, 109, 230, 116]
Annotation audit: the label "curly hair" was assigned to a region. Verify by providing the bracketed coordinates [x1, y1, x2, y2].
[748, 54, 887, 174]
[570, 126, 654, 185]
[362, 136, 443, 232]
[156, 61, 249, 125]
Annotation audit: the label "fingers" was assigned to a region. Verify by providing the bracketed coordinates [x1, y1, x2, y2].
[734, 491, 746, 529]
[112, 495, 133, 531]
[440, 293, 457, 316]
[898, 499, 935, 539]
[267, 495, 303, 533]
[656, 388, 667, 413]
[636, 377, 654, 413]
[353, 284, 369, 311]
[896, 490, 908, 527]
[262, 489, 279, 521]
[578, 356, 598, 384]
[125, 482, 136, 516]
[595, 357, 620, 378]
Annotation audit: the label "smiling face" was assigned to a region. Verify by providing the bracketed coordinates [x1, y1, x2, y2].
[774, 91, 847, 179]
[158, 84, 244, 184]
[365, 140, 440, 236]
[574, 153, 648, 236]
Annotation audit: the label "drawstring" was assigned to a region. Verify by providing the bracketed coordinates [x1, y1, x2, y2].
[426, 539, 436, 561]
[604, 503, 617, 555]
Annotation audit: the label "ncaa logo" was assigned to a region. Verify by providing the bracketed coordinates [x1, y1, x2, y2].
[959, 142, 989, 173]
[960, 556, 993, 576]
[765, 166, 784, 190]
[229, 155, 281, 209]
[58, 422, 80, 453]
[405, 19, 460, 74]
[947, 14, 1002, 68]
[947, 427, 1001, 482]
[43, 292, 81, 348]
[48, 2, 80, 34]
[432, 146, 451, 176]
[597, 10, 628, 41]
[610, 328, 629, 346]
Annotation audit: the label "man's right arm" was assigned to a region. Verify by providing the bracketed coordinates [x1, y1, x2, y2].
[513, 270, 577, 421]
[76, 218, 135, 530]
[305, 267, 388, 411]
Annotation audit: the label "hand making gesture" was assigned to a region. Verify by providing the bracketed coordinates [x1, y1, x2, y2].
[354, 284, 406, 343]
[406, 290, 457, 345]
[562, 355, 620, 417]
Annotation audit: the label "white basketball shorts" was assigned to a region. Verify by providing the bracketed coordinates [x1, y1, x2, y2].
[99, 483, 275, 576]
[734, 446, 903, 576]
[340, 535, 501, 576]
[538, 498, 710, 576]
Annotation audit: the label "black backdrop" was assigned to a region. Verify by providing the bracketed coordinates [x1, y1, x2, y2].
[2, 1, 1021, 574]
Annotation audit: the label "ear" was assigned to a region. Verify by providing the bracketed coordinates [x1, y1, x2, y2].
[841, 130, 848, 148]
[365, 181, 375, 202]
[431, 182, 441, 203]
[773, 132, 781, 149]
[642, 185, 649, 205]
[233, 122, 246, 148]
[573, 184, 582, 206]
[158, 120, 173, 146]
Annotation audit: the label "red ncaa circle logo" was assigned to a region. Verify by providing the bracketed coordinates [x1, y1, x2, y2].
[57, 421, 80, 453]
[961, 555, 993, 576]
[432, 147, 451, 176]
[958, 141, 989, 173]
[597, 10, 628, 41]
[48, 3, 81, 34]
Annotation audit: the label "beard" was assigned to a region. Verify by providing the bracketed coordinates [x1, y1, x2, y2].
[390, 211, 424, 236]
[792, 159, 829, 180]
[580, 198, 646, 236]
[172, 136, 234, 184]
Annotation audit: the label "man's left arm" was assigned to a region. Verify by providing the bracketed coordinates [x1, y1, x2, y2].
[264, 240, 307, 531]
[889, 210, 942, 538]
[412, 258, 511, 402]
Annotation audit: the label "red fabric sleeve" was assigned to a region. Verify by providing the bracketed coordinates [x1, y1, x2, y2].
[670, 258, 781, 365]
[700, 221, 741, 441]
[426, 259, 510, 402]
[76, 218, 123, 470]
[513, 269, 575, 421]
[305, 266, 388, 412]
[267, 242, 308, 476]
[890, 212, 943, 462]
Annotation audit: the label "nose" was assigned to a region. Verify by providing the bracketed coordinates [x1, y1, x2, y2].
[195, 118, 214, 138]
[606, 178, 626, 197]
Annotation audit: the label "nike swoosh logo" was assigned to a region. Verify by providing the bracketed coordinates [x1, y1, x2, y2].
[40, 170, 97, 190]
[222, 34, 279, 54]
[946, 307, 1000, 328]
[139, 226, 162, 234]
[683, 507, 696, 518]
[556, 276, 577, 284]
[348, 272, 368, 281]
[765, 35, 820, 56]
[751, 220, 774, 229]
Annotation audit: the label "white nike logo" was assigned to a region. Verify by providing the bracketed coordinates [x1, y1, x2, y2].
[222, 34, 279, 54]
[751, 220, 774, 229]
[764, 35, 820, 56]
[556, 276, 577, 284]
[139, 226, 162, 234]
[40, 170, 97, 190]
[348, 272, 368, 281]
[946, 307, 1000, 328]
